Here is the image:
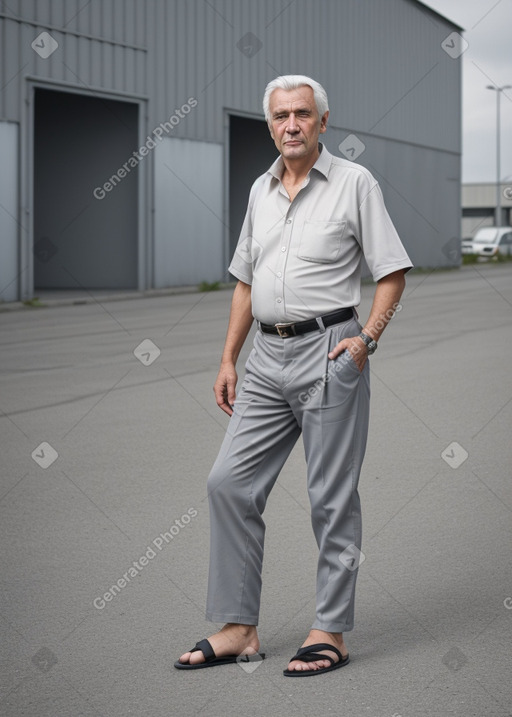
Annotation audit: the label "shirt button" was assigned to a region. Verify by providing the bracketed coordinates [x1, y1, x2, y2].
[276, 298, 282, 303]
[281, 246, 286, 252]
[286, 218, 292, 224]
[277, 272, 282, 278]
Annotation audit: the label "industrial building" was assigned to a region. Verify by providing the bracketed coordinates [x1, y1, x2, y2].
[0, 0, 462, 302]
[462, 183, 512, 238]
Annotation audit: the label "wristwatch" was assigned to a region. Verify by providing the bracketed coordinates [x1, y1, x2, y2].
[359, 332, 378, 355]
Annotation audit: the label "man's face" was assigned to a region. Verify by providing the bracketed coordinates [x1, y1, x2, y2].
[268, 85, 328, 161]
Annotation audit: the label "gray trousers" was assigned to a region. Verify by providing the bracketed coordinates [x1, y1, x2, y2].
[206, 314, 370, 633]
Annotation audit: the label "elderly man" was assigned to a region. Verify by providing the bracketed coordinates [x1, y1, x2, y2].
[175, 75, 412, 676]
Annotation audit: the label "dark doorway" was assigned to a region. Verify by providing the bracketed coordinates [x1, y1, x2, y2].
[228, 115, 277, 260]
[33, 89, 139, 289]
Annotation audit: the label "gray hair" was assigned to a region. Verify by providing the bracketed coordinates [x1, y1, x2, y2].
[263, 75, 329, 123]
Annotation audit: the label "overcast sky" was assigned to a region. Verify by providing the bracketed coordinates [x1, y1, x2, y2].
[420, 0, 512, 183]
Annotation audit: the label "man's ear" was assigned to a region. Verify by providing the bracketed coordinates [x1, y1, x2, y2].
[319, 111, 329, 134]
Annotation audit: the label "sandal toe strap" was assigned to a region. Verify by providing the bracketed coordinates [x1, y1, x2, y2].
[291, 642, 343, 665]
[191, 638, 216, 662]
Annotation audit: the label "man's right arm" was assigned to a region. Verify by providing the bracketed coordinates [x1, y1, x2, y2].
[214, 280, 253, 416]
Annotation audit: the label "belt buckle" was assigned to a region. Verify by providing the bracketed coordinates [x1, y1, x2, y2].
[275, 322, 295, 338]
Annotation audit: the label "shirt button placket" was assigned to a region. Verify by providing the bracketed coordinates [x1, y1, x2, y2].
[276, 213, 293, 320]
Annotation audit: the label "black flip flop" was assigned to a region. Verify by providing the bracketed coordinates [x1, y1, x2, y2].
[283, 642, 349, 677]
[174, 638, 265, 670]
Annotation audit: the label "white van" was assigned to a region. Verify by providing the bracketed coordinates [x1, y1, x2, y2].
[470, 227, 512, 257]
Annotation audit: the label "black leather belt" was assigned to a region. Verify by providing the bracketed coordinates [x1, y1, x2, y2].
[260, 307, 354, 338]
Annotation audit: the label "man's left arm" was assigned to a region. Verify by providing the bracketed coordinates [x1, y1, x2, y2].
[328, 269, 406, 371]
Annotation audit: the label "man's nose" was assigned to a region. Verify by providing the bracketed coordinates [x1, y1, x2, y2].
[286, 113, 299, 133]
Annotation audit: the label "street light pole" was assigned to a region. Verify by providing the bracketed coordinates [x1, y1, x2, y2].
[486, 84, 512, 226]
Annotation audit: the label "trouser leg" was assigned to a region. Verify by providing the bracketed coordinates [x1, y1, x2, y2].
[206, 333, 301, 625]
[288, 318, 370, 633]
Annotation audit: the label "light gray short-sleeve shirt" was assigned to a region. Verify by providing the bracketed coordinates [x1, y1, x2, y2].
[229, 143, 413, 325]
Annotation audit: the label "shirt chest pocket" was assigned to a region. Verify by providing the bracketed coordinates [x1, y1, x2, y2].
[297, 220, 347, 263]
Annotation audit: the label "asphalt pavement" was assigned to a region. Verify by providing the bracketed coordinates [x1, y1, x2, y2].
[1, 264, 511, 717]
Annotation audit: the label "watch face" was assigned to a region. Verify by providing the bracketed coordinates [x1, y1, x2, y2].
[367, 341, 377, 355]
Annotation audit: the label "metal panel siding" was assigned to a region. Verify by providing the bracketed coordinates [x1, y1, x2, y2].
[0, 0, 462, 297]
[322, 127, 460, 267]
[134, 0, 147, 48]
[138, 0, 460, 154]
[463, 183, 512, 209]
[0, 1, 147, 123]
[2, 18, 21, 120]
[154, 137, 224, 286]
[4, 0, 458, 150]
[90, 0, 102, 39]
[152, 0, 168, 128]
[0, 122, 19, 301]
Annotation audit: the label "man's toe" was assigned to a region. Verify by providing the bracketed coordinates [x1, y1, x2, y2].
[188, 651, 205, 665]
[178, 650, 206, 665]
[287, 656, 334, 671]
[288, 660, 314, 672]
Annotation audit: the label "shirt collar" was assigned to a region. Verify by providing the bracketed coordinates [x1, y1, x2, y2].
[268, 142, 332, 181]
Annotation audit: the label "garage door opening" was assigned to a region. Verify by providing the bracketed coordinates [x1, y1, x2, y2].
[229, 114, 278, 260]
[33, 88, 139, 290]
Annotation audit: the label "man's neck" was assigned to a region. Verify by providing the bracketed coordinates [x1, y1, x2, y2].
[281, 145, 321, 184]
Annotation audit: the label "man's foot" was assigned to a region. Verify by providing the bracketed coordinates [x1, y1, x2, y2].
[286, 629, 348, 673]
[177, 623, 260, 666]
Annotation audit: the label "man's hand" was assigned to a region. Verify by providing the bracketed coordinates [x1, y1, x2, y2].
[327, 270, 407, 373]
[328, 336, 367, 372]
[214, 280, 253, 416]
[214, 362, 238, 416]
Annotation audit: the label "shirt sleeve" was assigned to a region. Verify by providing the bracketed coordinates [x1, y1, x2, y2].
[228, 179, 261, 285]
[356, 182, 413, 282]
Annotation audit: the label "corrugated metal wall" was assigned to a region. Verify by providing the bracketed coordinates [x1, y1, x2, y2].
[0, 0, 460, 149]
[0, 0, 461, 299]
[0, 0, 147, 116]
[143, 0, 461, 152]
[154, 137, 224, 286]
[0, 122, 18, 301]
